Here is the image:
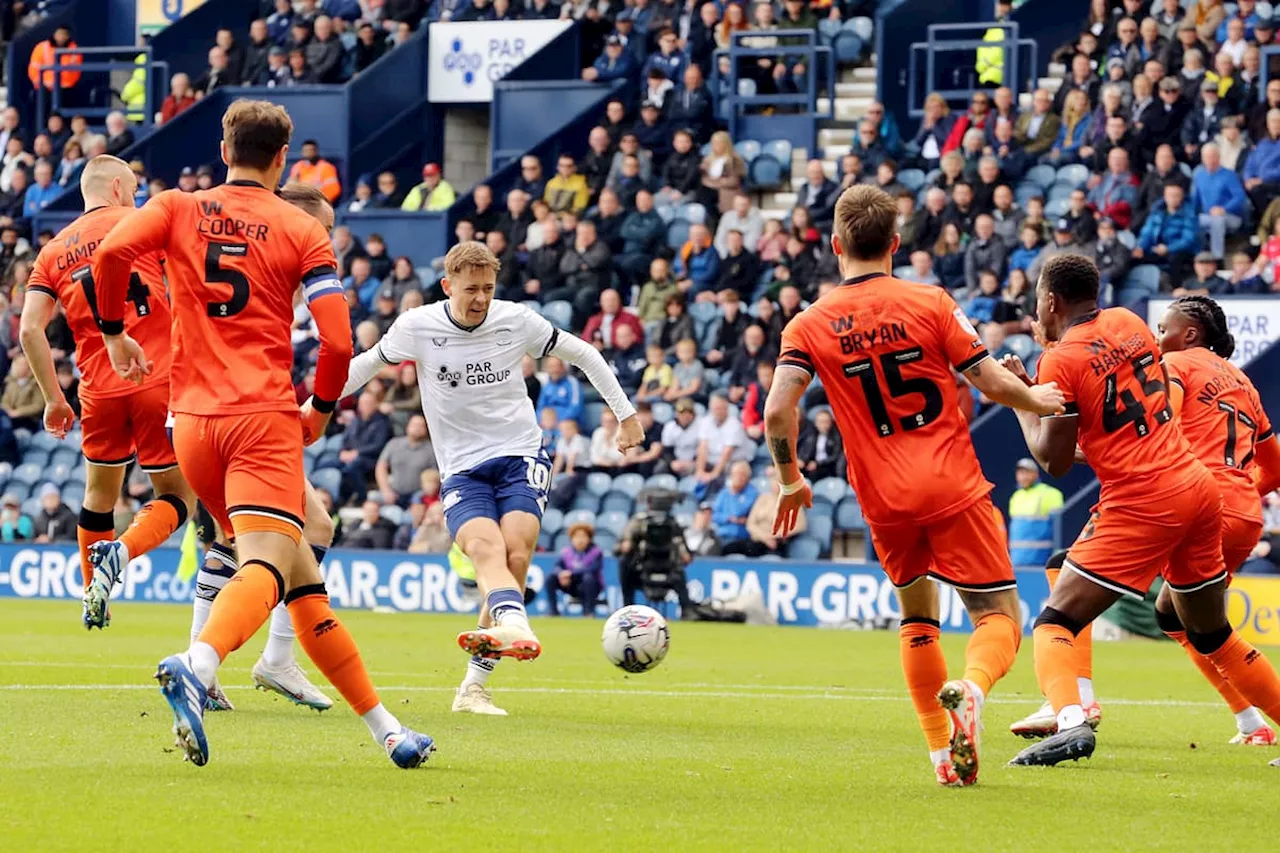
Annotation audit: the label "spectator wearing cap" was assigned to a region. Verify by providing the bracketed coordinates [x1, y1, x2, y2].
[1007, 459, 1063, 569]
[1093, 217, 1132, 292]
[1191, 142, 1246, 260]
[632, 101, 671, 167]
[160, 73, 197, 124]
[583, 34, 637, 82]
[196, 165, 217, 191]
[0, 493, 34, 542]
[1182, 78, 1229, 165]
[1176, 251, 1232, 297]
[32, 483, 76, 543]
[1254, 15, 1277, 49]
[1134, 181, 1198, 281]
[1088, 147, 1139, 231]
[371, 285, 400, 335]
[176, 166, 198, 193]
[254, 45, 291, 86]
[546, 520, 604, 616]
[1028, 217, 1094, 285]
[288, 139, 342, 203]
[401, 163, 456, 212]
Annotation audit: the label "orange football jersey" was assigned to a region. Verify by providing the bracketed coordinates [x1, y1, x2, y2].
[26, 205, 172, 401]
[92, 182, 348, 416]
[1163, 346, 1273, 521]
[778, 272, 992, 525]
[1035, 308, 1200, 502]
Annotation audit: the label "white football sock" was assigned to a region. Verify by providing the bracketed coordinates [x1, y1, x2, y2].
[1236, 706, 1266, 734]
[187, 642, 221, 688]
[1077, 677, 1096, 706]
[963, 679, 986, 708]
[461, 652, 498, 690]
[929, 747, 951, 767]
[260, 603, 296, 669]
[1057, 703, 1086, 730]
[361, 703, 401, 745]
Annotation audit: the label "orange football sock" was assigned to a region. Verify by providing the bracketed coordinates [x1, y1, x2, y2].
[962, 612, 1020, 696]
[119, 495, 187, 560]
[1034, 624, 1082, 713]
[1166, 629, 1251, 714]
[1205, 631, 1280, 724]
[195, 559, 283, 660]
[1047, 566, 1094, 680]
[76, 507, 116, 590]
[900, 619, 951, 752]
[288, 587, 379, 715]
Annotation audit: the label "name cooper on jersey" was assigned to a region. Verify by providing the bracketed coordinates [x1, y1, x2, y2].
[436, 362, 513, 388]
[195, 200, 271, 242]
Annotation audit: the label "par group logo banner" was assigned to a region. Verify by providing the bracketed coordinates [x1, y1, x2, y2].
[1147, 297, 1280, 366]
[428, 19, 571, 104]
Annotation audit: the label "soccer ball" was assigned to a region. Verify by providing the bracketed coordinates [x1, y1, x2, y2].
[601, 605, 670, 673]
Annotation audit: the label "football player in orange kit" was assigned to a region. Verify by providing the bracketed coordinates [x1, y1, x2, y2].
[763, 185, 1066, 787]
[18, 155, 195, 630]
[1007, 294, 1280, 747]
[91, 100, 432, 769]
[1009, 255, 1280, 768]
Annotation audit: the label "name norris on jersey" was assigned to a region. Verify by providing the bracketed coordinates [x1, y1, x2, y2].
[828, 316, 909, 354]
[1195, 371, 1249, 407]
[196, 201, 270, 241]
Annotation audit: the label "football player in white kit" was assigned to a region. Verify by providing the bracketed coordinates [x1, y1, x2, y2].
[307, 241, 641, 714]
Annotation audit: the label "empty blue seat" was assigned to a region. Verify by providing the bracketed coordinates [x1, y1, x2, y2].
[1014, 182, 1044, 207]
[380, 505, 404, 526]
[677, 475, 698, 495]
[49, 449, 79, 469]
[1046, 181, 1076, 202]
[61, 482, 85, 507]
[46, 463, 73, 486]
[521, 300, 542, 316]
[310, 468, 342, 500]
[748, 155, 784, 189]
[812, 476, 849, 506]
[553, 532, 571, 553]
[651, 402, 674, 423]
[541, 300, 573, 330]
[666, 218, 691, 249]
[836, 497, 865, 530]
[303, 441, 323, 460]
[537, 530, 555, 551]
[848, 16, 874, 42]
[600, 491, 635, 515]
[62, 430, 82, 453]
[1005, 334, 1036, 360]
[897, 168, 926, 191]
[581, 401, 605, 432]
[818, 17, 843, 43]
[585, 471, 613, 496]
[22, 497, 41, 519]
[594, 531, 618, 555]
[323, 433, 345, 453]
[29, 431, 61, 453]
[612, 473, 645, 497]
[831, 31, 862, 64]
[644, 473, 678, 492]
[542, 507, 565, 534]
[22, 450, 49, 469]
[13, 428, 31, 451]
[734, 139, 761, 163]
[688, 301, 718, 328]
[598, 510, 631, 537]
[750, 475, 770, 496]
[680, 202, 708, 224]
[754, 442, 771, 462]
[564, 509, 596, 529]
[572, 491, 601, 513]
[1045, 198, 1069, 218]
[655, 204, 676, 224]
[787, 535, 824, 561]
[807, 515, 834, 548]
[1025, 164, 1057, 189]
[4, 481, 30, 502]
[737, 78, 757, 97]
[807, 500, 834, 520]
[1055, 163, 1089, 188]
[762, 139, 792, 165]
[1125, 264, 1161, 294]
[12, 463, 44, 486]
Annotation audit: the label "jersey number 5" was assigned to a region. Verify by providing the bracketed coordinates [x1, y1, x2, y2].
[842, 346, 943, 438]
[1102, 351, 1172, 437]
[205, 242, 250, 318]
[72, 266, 152, 320]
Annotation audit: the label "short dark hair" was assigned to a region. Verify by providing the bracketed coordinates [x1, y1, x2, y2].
[834, 184, 898, 260]
[1041, 254, 1100, 305]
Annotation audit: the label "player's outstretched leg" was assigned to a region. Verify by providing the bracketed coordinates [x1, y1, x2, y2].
[454, 516, 541, 661]
[453, 602, 507, 716]
[1010, 551, 1102, 739]
[77, 463, 128, 629]
[1154, 591, 1276, 745]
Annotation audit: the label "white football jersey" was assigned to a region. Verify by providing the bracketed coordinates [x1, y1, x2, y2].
[375, 300, 555, 480]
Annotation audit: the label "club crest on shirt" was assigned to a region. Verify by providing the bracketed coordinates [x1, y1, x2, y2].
[432, 337, 447, 347]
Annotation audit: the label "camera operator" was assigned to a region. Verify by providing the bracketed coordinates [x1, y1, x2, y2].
[616, 488, 696, 610]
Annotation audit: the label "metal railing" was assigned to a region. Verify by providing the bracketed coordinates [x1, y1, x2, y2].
[711, 29, 836, 142]
[35, 46, 168, 131]
[906, 22, 1037, 117]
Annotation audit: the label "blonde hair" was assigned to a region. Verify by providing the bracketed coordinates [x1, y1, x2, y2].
[709, 130, 733, 156]
[923, 92, 950, 117]
[1063, 90, 1089, 133]
[444, 240, 501, 279]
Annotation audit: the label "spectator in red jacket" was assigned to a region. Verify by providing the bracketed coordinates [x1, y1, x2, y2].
[160, 73, 197, 124]
[581, 288, 644, 351]
[741, 360, 774, 440]
[942, 91, 992, 155]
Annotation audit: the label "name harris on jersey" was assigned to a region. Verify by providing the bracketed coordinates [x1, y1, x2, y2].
[1085, 331, 1147, 377]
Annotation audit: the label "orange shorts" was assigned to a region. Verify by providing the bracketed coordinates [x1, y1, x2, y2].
[171, 410, 305, 543]
[1222, 513, 1264, 577]
[80, 381, 177, 472]
[868, 495, 1016, 592]
[1066, 471, 1226, 599]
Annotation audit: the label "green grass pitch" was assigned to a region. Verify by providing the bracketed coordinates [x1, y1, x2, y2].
[0, 599, 1276, 852]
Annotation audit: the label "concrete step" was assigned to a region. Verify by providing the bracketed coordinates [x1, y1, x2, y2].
[1039, 76, 1062, 92]
[1049, 62, 1066, 77]
[772, 191, 798, 208]
[835, 81, 876, 98]
[816, 98, 865, 121]
[853, 65, 878, 82]
[819, 127, 855, 147]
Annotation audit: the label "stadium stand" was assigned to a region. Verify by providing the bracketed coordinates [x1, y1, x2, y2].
[1, 0, 1278, 558]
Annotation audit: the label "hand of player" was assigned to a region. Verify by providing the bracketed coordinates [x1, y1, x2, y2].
[616, 415, 645, 453]
[1000, 353, 1032, 386]
[104, 334, 150, 383]
[772, 480, 812, 537]
[299, 397, 331, 446]
[1028, 381, 1067, 417]
[43, 397, 75, 438]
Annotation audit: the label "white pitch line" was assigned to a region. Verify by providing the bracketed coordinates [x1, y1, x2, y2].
[0, 682, 1230, 708]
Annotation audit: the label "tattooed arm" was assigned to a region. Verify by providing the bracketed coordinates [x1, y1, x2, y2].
[764, 365, 811, 487]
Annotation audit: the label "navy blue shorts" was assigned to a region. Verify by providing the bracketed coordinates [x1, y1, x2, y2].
[442, 452, 552, 539]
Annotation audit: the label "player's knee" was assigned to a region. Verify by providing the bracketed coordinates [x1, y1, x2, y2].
[81, 484, 117, 514]
[1154, 606, 1184, 635]
[464, 536, 504, 568]
[1045, 550, 1069, 571]
[1187, 624, 1233, 655]
[1033, 605, 1085, 636]
[506, 547, 532, 578]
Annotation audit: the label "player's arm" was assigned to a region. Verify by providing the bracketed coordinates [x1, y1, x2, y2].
[542, 323, 642, 451]
[764, 335, 815, 536]
[298, 228, 354, 442]
[1002, 353, 1078, 478]
[1253, 434, 1280, 496]
[93, 194, 174, 380]
[17, 263, 74, 436]
[962, 355, 1065, 416]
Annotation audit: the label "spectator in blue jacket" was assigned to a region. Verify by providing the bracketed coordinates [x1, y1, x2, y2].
[675, 223, 721, 298]
[864, 101, 903, 158]
[1135, 181, 1199, 281]
[640, 28, 685, 92]
[537, 356, 584, 425]
[582, 35, 636, 83]
[850, 119, 891, 175]
[267, 0, 295, 44]
[22, 162, 59, 220]
[711, 461, 758, 545]
[616, 189, 665, 284]
[325, 0, 363, 21]
[338, 390, 393, 504]
[454, 0, 495, 22]
[1244, 108, 1280, 213]
[1191, 142, 1247, 260]
[1041, 89, 1092, 166]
